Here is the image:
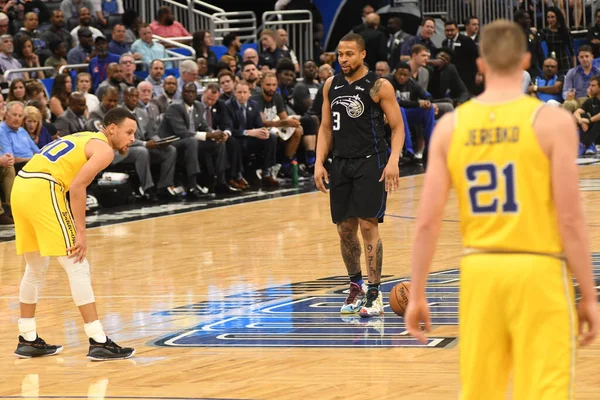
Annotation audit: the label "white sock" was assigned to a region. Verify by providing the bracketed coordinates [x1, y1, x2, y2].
[84, 320, 107, 343]
[18, 318, 37, 341]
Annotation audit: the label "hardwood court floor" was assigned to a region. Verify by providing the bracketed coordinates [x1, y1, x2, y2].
[0, 167, 599, 400]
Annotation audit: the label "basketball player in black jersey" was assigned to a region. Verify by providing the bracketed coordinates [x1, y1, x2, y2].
[314, 33, 405, 317]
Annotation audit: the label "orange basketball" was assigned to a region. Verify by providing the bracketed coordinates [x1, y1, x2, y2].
[389, 281, 411, 317]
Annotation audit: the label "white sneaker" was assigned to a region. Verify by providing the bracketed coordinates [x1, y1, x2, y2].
[340, 282, 366, 314]
[359, 287, 384, 318]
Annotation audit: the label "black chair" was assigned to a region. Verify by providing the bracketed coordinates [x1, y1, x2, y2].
[66, 17, 79, 31]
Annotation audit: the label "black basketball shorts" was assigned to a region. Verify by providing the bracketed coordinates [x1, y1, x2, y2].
[329, 153, 388, 224]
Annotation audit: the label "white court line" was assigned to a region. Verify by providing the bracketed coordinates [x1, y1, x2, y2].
[0, 295, 216, 299]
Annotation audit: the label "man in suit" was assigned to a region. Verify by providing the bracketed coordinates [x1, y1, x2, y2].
[464, 16, 480, 44]
[85, 87, 119, 131]
[159, 82, 239, 195]
[226, 80, 279, 187]
[387, 16, 411, 70]
[201, 83, 247, 190]
[357, 13, 388, 71]
[119, 86, 178, 201]
[442, 20, 478, 94]
[55, 92, 88, 136]
[148, 75, 178, 123]
[352, 4, 375, 34]
[427, 48, 471, 107]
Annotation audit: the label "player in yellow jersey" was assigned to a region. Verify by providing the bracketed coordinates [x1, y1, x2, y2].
[405, 20, 599, 399]
[12, 108, 137, 361]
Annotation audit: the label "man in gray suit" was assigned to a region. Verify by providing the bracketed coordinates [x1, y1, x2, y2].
[86, 87, 159, 202]
[159, 82, 239, 196]
[148, 75, 177, 123]
[55, 92, 88, 136]
[120, 86, 178, 201]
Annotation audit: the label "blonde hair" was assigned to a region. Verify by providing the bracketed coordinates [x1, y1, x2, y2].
[220, 54, 236, 64]
[23, 105, 42, 137]
[480, 20, 526, 74]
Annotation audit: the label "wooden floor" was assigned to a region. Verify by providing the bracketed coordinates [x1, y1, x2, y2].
[0, 167, 599, 400]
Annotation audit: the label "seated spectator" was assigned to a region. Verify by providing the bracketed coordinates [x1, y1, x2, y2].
[574, 75, 600, 156]
[427, 48, 470, 108]
[28, 99, 57, 138]
[70, 7, 103, 47]
[241, 61, 262, 97]
[150, 6, 190, 38]
[85, 86, 118, 131]
[226, 80, 279, 187]
[96, 62, 127, 101]
[0, 144, 14, 224]
[14, 12, 49, 59]
[158, 82, 228, 197]
[41, 10, 73, 51]
[587, 9, 600, 57]
[563, 45, 599, 113]
[215, 61, 232, 76]
[388, 62, 435, 155]
[23, 105, 52, 148]
[0, 13, 8, 36]
[0, 101, 39, 165]
[442, 20, 478, 94]
[528, 58, 564, 105]
[400, 17, 437, 62]
[175, 59, 202, 100]
[260, 29, 291, 70]
[132, 23, 172, 69]
[243, 48, 261, 68]
[109, 24, 135, 56]
[7, 79, 26, 102]
[218, 70, 236, 102]
[44, 40, 68, 77]
[192, 30, 217, 77]
[55, 92, 88, 136]
[120, 53, 142, 88]
[375, 61, 390, 77]
[49, 73, 72, 121]
[146, 59, 165, 97]
[15, 37, 45, 80]
[66, 27, 94, 65]
[318, 63, 333, 83]
[0, 35, 23, 82]
[464, 16, 480, 44]
[220, 54, 238, 74]
[93, 0, 124, 27]
[409, 44, 430, 90]
[60, 0, 95, 21]
[137, 81, 153, 110]
[25, 80, 45, 102]
[118, 86, 177, 202]
[148, 75, 177, 122]
[252, 72, 303, 179]
[275, 29, 299, 73]
[76, 72, 99, 113]
[197, 58, 210, 79]
[89, 36, 120, 91]
[21, 0, 50, 26]
[223, 33, 243, 70]
[201, 83, 244, 192]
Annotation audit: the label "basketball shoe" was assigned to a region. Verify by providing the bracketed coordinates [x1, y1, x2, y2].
[86, 338, 135, 361]
[340, 282, 367, 313]
[359, 287, 384, 318]
[14, 335, 63, 358]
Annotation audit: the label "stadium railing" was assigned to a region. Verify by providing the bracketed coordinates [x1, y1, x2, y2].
[262, 10, 313, 73]
[211, 11, 258, 45]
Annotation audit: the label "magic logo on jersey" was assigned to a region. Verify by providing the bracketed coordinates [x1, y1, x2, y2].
[331, 95, 365, 118]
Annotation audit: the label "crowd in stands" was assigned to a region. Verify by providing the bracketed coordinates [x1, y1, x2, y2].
[2, 1, 600, 227]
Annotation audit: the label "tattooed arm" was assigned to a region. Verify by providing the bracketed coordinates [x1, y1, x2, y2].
[371, 78, 405, 192]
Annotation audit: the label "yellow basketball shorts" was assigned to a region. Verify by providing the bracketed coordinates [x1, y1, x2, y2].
[459, 253, 577, 400]
[11, 172, 76, 257]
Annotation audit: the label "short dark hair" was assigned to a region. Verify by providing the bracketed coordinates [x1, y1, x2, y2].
[445, 20, 458, 28]
[103, 107, 136, 127]
[242, 60, 256, 70]
[204, 82, 220, 93]
[276, 57, 295, 74]
[217, 69, 235, 81]
[339, 33, 365, 52]
[150, 59, 164, 69]
[49, 40, 63, 53]
[591, 75, 600, 86]
[156, 6, 171, 20]
[465, 16, 479, 25]
[422, 17, 435, 26]
[396, 62, 410, 71]
[223, 33, 237, 49]
[437, 47, 455, 61]
[579, 45, 593, 55]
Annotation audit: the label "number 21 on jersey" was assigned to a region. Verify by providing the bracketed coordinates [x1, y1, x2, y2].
[465, 162, 519, 214]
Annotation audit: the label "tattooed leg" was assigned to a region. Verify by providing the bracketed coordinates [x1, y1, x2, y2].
[359, 218, 382, 285]
[337, 218, 361, 276]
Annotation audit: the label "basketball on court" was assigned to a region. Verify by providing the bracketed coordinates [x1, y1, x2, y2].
[389, 281, 411, 317]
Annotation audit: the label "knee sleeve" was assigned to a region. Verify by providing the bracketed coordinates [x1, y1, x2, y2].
[58, 256, 95, 306]
[19, 252, 50, 304]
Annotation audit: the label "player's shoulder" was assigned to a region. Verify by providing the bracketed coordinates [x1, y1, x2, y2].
[533, 104, 578, 156]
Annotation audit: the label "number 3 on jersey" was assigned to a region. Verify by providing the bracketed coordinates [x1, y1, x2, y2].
[466, 162, 518, 214]
[41, 140, 76, 162]
[332, 111, 340, 131]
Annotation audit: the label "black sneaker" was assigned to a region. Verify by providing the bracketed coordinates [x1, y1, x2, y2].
[86, 338, 135, 361]
[14, 335, 63, 358]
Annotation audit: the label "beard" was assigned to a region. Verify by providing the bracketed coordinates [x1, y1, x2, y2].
[247, 76, 257, 84]
[263, 89, 276, 97]
[164, 17, 174, 26]
[342, 65, 360, 77]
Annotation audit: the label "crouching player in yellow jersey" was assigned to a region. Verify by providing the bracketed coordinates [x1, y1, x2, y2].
[405, 20, 599, 399]
[12, 107, 137, 361]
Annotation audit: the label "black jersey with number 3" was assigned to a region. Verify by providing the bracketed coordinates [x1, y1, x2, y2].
[328, 71, 388, 158]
